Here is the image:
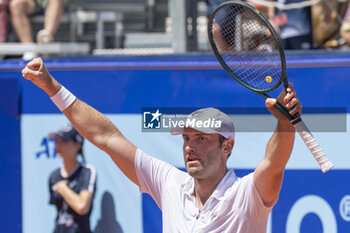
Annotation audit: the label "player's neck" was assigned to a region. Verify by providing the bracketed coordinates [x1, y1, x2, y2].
[194, 168, 228, 211]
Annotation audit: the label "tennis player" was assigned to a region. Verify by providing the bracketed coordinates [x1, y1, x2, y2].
[22, 58, 301, 233]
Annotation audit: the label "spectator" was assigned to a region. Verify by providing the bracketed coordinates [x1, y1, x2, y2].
[9, 0, 66, 59]
[311, 0, 340, 49]
[0, 0, 9, 42]
[206, 0, 227, 16]
[48, 124, 97, 233]
[340, 1, 350, 44]
[271, 0, 313, 50]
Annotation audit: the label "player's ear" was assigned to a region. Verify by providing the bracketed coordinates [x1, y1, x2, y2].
[222, 138, 234, 154]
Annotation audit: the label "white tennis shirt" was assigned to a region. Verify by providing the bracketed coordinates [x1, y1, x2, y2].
[135, 149, 275, 233]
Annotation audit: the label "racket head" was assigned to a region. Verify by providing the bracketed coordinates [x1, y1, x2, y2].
[208, 1, 288, 93]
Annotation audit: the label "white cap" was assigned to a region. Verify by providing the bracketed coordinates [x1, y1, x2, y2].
[170, 107, 235, 139]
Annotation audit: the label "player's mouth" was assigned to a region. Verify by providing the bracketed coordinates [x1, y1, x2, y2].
[186, 155, 201, 164]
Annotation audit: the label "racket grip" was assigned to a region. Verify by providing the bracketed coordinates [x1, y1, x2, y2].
[293, 120, 334, 173]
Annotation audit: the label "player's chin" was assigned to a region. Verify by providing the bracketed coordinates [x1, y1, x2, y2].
[56, 151, 64, 158]
[186, 166, 204, 177]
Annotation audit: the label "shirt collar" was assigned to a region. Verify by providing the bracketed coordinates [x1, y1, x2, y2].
[181, 169, 237, 200]
[60, 163, 82, 178]
[211, 169, 237, 200]
[181, 175, 195, 196]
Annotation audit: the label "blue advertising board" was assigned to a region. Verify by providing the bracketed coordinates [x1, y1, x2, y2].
[0, 76, 21, 233]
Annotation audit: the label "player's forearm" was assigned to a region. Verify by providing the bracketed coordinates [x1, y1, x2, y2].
[41, 75, 62, 97]
[46, 79, 136, 167]
[253, 121, 295, 204]
[265, 120, 295, 171]
[62, 98, 121, 151]
[62, 98, 139, 185]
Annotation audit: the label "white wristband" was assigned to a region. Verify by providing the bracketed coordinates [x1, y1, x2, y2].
[50, 86, 76, 111]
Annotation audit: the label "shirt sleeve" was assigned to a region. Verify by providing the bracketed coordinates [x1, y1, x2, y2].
[80, 164, 97, 193]
[134, 148, 175, 209]
[240, 172, 277, 218]
[48, 175, 54, 204]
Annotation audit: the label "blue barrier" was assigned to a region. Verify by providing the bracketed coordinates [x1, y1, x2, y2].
[0, 76, 21, 233]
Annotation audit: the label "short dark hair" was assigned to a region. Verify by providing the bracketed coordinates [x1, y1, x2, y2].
[218, 135, 232, 158]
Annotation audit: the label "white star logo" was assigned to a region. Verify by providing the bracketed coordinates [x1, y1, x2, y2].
[151, 109, 162, 122]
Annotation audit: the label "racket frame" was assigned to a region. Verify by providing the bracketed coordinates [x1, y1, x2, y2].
[207, 1, 334, 172]
[208, 1, 289, 94]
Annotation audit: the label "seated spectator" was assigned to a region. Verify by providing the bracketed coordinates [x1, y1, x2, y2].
[340, 1, 350, 44]
[310, 0, 341, 49]
[269, 0, 313, 50]
[0, 0, 9, 43]
[9, 0, 67, 59]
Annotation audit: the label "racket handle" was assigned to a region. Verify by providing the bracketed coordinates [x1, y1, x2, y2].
[293, 119, 334, 173]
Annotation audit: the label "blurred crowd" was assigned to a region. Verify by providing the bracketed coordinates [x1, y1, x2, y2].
[0, 0, 66, 59]
[1, 0, 350, 59]
[208, 0, 350, 50]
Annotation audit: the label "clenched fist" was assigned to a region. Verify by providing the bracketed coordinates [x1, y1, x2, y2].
[22, 58, 62, 96]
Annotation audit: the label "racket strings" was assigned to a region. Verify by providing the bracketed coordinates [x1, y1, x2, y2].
[227, 14, 280, 87]
[210, 4, 282, 91]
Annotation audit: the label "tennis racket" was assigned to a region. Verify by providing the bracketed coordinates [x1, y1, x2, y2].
[207, 1, 334, 173]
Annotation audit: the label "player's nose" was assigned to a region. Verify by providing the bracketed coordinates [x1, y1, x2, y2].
[184, 144, 196, 153]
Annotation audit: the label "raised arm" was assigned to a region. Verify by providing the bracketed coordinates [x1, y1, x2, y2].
[22, 58, 139, 186]
[254, 83, 301, 205]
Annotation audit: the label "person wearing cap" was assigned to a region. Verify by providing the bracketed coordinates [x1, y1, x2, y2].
[22, 58, 301, 233]
[48, 124, 97, 233]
